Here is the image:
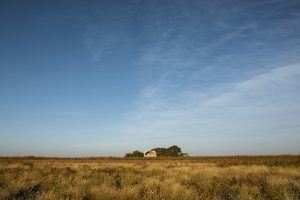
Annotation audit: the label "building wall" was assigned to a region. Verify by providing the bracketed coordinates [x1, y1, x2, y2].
[144, 151, 157, 157]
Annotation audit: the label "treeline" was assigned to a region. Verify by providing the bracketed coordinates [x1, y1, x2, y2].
[125, 145, 187, 157]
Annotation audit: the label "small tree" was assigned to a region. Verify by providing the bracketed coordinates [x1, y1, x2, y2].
[125, 153, 133, 157]
[132, 151, 144, 157]
[167, 145, 182, 157]
[125, 150, 144, 157]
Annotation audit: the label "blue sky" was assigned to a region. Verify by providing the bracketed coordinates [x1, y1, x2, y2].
[0, 0, 300, 156]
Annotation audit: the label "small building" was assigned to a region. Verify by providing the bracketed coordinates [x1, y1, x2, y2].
[144, 150, 157, 157]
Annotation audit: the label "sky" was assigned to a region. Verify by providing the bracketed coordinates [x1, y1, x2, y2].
[0, 0, 300, 156]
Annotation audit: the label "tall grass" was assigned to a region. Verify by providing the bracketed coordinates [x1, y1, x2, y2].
[0, 156, 299, 199]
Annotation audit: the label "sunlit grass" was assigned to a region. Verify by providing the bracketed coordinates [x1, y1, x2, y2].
[0, 156, 299, 199]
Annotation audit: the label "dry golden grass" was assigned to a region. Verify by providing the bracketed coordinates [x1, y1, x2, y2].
[0, 156, 299, 200]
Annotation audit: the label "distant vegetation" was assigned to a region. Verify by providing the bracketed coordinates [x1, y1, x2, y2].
[0, 156, 299, 199]
[151, 145, 183, 157]
[125, 145, 186, 157]
[125, 150, 144, 158]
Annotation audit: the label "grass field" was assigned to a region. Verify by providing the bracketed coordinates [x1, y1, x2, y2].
[0, 156, 299, 200]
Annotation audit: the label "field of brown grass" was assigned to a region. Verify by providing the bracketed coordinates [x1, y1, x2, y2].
[0, 155, 299, 200]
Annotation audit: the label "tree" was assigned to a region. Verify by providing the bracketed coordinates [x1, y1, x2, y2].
[132, 150, 144, 157]
[167, 145, 182, 157]
[151, 147, 167, 157]
[151, 145, 182, 157]
[125, 150, 144, 157]
[125, 153, 133, 157]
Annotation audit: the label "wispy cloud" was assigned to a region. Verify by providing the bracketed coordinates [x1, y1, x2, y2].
[203, 64, 300, 107]
[120, 64, 300, 133]
[111, 0, 300, 154]
[74, 0, 300, 154]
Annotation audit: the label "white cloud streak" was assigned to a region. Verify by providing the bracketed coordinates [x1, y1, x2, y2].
[113, 0, 300, 154]
[81, 0, 300, 154]
[117, 63, 300, 154]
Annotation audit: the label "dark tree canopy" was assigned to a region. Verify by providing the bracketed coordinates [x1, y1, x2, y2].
[125, 150, 144, 157]
[151, 145, 182, 157]
[167, 145, 182, 156]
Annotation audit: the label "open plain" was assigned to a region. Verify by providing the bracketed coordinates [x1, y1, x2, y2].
[0, 156, 299, 200]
